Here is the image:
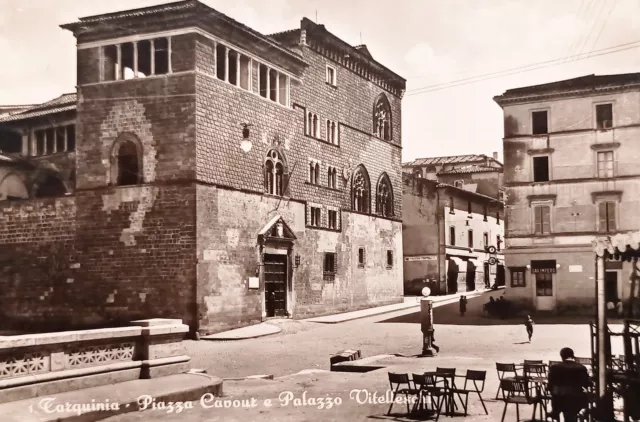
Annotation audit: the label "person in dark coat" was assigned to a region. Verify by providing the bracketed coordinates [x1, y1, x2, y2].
[547, 347, 590, 422]
[459, 295, 467, 316]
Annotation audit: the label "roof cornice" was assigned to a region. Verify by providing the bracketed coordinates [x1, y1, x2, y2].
[494, 83, 640, 107]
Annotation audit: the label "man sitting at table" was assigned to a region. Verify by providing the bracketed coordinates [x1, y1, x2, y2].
[548, 347, 590, 422]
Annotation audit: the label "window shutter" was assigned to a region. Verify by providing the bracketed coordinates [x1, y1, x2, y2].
[598, 202, 607, 232]
[607, 202, 617, 231]
[333, 253, 337, 273]
[534, 207, 542, 234]
[541, 206, 550, 233]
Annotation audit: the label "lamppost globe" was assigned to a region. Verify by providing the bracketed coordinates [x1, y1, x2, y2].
[240, 139, 252, 153]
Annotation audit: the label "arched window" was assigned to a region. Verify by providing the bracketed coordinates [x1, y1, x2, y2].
[351, 165, 371, 213]
[116, 140, 140, 185]
[34, 174, 67, 198]
[373, 93, 392, 141]
[265, 149, 285, 196]
[376, 173, 394, 217]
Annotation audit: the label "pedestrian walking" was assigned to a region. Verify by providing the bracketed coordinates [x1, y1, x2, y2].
[431, 329, 440, 353]
[525, 314, 534, 342]
[459, 295, 467, 316]
[548, 347, 590, 422]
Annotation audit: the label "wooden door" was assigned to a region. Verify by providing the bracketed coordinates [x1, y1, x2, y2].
[605, 271, 618, 303]
[264, 254, 288, 317]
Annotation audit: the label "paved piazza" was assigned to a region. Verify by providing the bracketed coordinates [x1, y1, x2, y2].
[105, 292, 612, 421]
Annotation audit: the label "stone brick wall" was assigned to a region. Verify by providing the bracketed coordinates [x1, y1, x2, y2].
[0, 197, 77, 330]
[195, 185, 402, 334]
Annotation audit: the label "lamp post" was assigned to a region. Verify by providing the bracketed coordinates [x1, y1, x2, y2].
[420, 287, 437, 356]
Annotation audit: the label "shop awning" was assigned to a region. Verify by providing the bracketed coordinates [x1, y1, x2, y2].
[593, 231, 640, 260]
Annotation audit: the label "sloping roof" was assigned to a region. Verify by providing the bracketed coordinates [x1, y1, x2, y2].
[61, 0, 196, 26]
[403, 154, 490, 167]
[437, 165, 501, 175]
[436, 182, 503, 204]
[0, 93, 76, 123]
[354, 45, 373, 59]
[269, 19, 406, 89]
[496, 73, 640, 99]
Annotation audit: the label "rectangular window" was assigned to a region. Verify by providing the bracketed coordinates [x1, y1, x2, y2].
[598, 201, 617, 233]
[323, 252, 337, 281]
[449, 226, 456, 246]
[532, 110, 548, 134]
[449, 197, 454, 213]
[496, 212, 500, 224]
[101, 37, 171, 82]
[483, 232, 489, 247]
[386, 250, 393, 269]
[468, 230, 474, 248]
[511, 269, 526, 287]
[483, 205, 488, 221]
[497, 235, 502, 251]
[310, 207, 321, 227]
[358, 247, 366, 268]
[269, 69, 278, 102]
[55, 127, 66, 152]
[328, 210, 338, 229]
[596, 103, 613, 129]
[278, 73, 288, 106]
[45, 128, 55, 154]
[535, 273, 553, 296]
[326, 65, 337, 86]
[35, 130, 45, 155]
[454, 180, 463, 188]
[216, 45, 227, 81]
[533, 156, 550, 182]
[597, 151, 614, 178]
[467, 201, 472, 214]
[534, 205, 551, 235]
[239, 55, 251, 90]
[66, 125, 76, 151]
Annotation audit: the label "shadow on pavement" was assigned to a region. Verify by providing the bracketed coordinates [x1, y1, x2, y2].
[378, 294, 602, 326]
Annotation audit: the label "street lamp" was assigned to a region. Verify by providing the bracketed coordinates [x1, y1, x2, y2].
[240, 123, 253, 153]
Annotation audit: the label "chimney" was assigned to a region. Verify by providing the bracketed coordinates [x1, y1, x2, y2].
[492, 152, 498, 160]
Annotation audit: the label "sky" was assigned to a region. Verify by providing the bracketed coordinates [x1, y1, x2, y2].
[1, 0, 640, 164]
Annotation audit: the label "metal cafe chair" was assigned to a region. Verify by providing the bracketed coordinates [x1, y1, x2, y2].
[499, 378, 544, 422]
[412, 373, 446, 421]
[495, 363, 524, 399]
[387, 372, 419, 416]
[435, 367, 464, 413]
[451, 369, 489, 416]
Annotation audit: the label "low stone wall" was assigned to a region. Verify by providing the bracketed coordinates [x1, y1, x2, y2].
[0, 318, 191, 403]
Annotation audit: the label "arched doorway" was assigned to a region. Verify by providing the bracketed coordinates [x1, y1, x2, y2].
[446, 258, 459, 294]
[466, 260, 476, 292]
[496, 264, 506, 287]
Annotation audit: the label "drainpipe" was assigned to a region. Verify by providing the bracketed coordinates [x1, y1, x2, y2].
[435, 187, 442, 295]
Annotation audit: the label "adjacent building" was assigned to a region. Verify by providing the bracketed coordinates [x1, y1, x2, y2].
[403, 153, 504, 200]
[402, 173, 504, 295]
[494, 73, 640, 313]
[0, 0, 406, 335]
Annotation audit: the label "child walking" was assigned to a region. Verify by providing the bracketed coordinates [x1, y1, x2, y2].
[525, 315, 535, 342]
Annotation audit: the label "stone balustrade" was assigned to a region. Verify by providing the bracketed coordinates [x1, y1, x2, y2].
[0, 318, 191, 403]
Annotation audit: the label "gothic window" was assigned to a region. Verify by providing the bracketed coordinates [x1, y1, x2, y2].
[373, 93, 392, 141]
[376, 173, 394, 217]
[351, 165, 371, 213]
[265, 149, 285, 196]
[110, 136, 142, 186]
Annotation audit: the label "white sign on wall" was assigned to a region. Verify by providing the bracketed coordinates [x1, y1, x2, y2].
[248, 277, 259, 289]
[404, 256, 437, 262]
[569, 265, 583, 273]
